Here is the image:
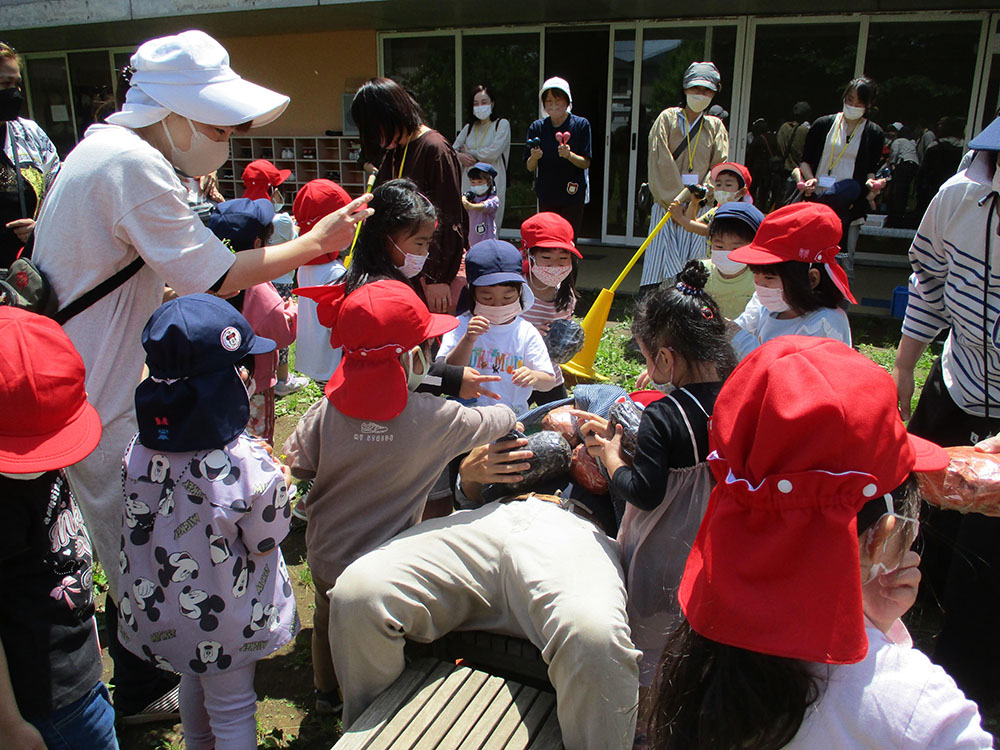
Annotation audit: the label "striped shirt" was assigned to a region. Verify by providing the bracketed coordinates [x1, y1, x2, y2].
[522, 292, 576, 386]
[901, 152, 1000, 417]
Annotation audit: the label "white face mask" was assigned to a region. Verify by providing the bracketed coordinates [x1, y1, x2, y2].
[713, 190, 736, 205]
[475, 298, 522, 325]
[712, 250, 746, 276]
[473, 104, 492, 121]
[755, 283, 790, 314]
[391, 237, 428, 279]
[162, 116, 230, 177]
[686, 93, 712, 113]
[649, 351, 674, 394]
[843, 103, 866, 121]
[471, 184, 490, 196]
[531, 260, 572, 289]
[405, 346, 428, 391]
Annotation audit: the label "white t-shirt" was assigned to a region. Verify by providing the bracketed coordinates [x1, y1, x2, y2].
[787, 622, 993, 749]
[733, 293, 852, 360]
[437, 312, 554, 415]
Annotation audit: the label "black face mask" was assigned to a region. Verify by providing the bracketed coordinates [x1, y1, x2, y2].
[0, 88, 24, 122]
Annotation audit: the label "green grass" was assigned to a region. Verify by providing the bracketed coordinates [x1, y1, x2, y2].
[592, 319, 644, 390]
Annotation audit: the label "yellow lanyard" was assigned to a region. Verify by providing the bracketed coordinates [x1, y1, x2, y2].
[828, 115, 862, 175]
[686, 116, 704, 173]
[471, 121, 489, 152]
[395, 139, 410, 180]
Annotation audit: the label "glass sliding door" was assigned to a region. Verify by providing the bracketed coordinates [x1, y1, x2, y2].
[383, 35, 457, 140]
[605, 27, 637, 241]
[24, 56, 75, 157]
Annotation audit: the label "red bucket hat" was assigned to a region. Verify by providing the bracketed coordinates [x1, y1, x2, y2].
[678, 336, 948, 665]
[292, 178, 353, 264]
[520, 213, 582, 258]
[729, 202, 857, 304]
[295, 280, 458, 421]
[241, 159, 291, 201]
[0, 308, 102, 472]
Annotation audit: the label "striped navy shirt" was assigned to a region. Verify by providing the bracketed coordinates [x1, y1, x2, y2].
[902, 151, 1000, 417]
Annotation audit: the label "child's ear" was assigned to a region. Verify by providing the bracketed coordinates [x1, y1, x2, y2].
[253, 237, 264, 250]
[808, 267, 822, 290]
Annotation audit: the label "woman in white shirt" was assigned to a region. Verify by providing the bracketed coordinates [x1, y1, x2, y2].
[454, 84, 511, 229]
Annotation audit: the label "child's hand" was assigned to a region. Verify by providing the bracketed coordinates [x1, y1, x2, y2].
[802, 178, 818, 196]
[581, 422, 625, 474]
[461, 195, 475, 210]
[863, 550, 921, 635]
[635, 371, 651, 390]
[667, 199, 685, 222]
[510, 366, 540, 387]
[460, 367, 502, 400]
[975, 434, 1000, 453]
[466, 315, 491, 341]
[572, 410, 610, 439]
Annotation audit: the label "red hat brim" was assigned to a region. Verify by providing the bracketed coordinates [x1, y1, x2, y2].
[908, 433, 950, 472]
[0, 399, 102, 473]
[423, 312, 460, 340]
[728, 241, 784, 265]
[529, 240, 582, 259]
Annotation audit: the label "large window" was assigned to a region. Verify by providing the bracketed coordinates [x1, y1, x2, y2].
[383, 35, 457, 141]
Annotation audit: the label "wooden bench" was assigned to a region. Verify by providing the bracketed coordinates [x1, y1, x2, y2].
[332, 657, 564, 750]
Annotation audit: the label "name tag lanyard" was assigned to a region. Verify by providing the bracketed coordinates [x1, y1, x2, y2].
[395, 139, 411, 180]
[828, 115, 862, 176]
[685, 117, 704, 175]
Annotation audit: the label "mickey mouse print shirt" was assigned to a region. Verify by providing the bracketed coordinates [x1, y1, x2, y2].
[117, 432, 298, 676]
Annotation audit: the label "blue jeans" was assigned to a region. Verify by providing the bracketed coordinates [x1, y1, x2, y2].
[31, 681, 119, 750]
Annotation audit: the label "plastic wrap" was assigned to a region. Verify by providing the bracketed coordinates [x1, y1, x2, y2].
[570, 442, 609, 494]
[543, 318, 586, 365]
[608, 399, 643, 465]
[916, 446, 1000, 517]
[481, 431, 573, 503]
[540, 405, 581, 447]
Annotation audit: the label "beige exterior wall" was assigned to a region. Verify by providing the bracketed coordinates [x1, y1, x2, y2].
[219, 29, 377, 136]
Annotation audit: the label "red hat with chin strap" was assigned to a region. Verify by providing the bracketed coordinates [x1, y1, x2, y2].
[294, 280, 458, 420]
[729, 202, 857, 304]
[678, 336, 948, 665]
[241, 159, 291, 201]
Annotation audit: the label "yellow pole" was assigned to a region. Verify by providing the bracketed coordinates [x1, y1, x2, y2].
[343, 169, 379, 269]
[561, 207, 673, 381]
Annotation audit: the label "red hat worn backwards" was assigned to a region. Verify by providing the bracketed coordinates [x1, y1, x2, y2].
[729, 202, 857, 304]
[294, 280, 458, 421]
[0, 308, 101, 472]
[292, 178, 353, 265]
[241, 159, 291, 201]
[679, 336, 948, 665]
[709, 161, 752, 190]
[520, 212, 582, 258]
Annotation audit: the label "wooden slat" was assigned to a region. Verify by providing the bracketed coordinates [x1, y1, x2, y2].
[410, 666, 489, 749]
[394, 664, 472, 749]
[461, 680, 524, 750]
[481, 686, 540, 750]
[334, 659, 440, 750]
[526, 710, 563, 750]
[364, 662, 457, 750]
[503, 691, 555, 750]
[436, 674, 507, 750]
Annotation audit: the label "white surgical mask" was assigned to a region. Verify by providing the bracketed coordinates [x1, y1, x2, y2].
[686, 94, 711, 113]
[843, 103, 866, 121]
[755, 283, 790, 314]
[649, 352, 674, 394]
[713, 190, 736, 205]
[405, 346, 429, 391]
[531, 260, 572, 289]
[391, 238, 428, 279]
[476, 298, 522, 325]
[471, 184, 489, 196]
[712, 250, 746, 276]
[162, 116, 230, 177]
[473, 104, 493, 121]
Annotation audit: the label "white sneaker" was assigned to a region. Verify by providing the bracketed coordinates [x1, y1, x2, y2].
[274, 374, 309, 397]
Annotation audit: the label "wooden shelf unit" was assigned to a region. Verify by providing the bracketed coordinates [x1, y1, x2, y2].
[217, 135, 365, 200]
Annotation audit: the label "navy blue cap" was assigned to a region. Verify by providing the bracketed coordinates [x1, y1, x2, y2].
[142, 293, 275, 380]
[714, 202, 765, 234]
[469, 161, 498, 178]
[466, 240, 526, 287]
[969, 115, 1000, 151]
[206, 198, 275, 252]
[136, 294, 275, 452]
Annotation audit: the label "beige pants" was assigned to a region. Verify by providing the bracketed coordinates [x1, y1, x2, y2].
[310, 571, 339, 695]
[329, 498, 640, 750]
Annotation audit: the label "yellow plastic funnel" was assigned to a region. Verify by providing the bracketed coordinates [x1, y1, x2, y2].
[561, 208, 673, 381]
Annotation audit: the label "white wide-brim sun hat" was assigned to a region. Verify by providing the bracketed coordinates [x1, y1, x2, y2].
[107, 29, 289, 129]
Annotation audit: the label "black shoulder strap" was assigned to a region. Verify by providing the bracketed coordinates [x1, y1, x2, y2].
[671, 114, 703, 164]
[53, 256, 145, 325]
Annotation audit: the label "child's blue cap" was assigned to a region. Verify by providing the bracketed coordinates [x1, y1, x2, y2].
[466, 240, 525, 286]
[206, 198, 275, 252]
[714, 202, 765, 234]
[969, 115, 1000, 151]
[469, 162, 498, 178]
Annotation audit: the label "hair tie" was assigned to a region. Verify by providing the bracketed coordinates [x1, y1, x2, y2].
[700, 304, 714, 320]
[675, 281, 703, 297]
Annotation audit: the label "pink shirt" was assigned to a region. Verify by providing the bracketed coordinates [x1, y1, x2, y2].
[241, 282, 296, 393]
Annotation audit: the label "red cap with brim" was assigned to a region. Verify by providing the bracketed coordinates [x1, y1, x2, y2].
[678, 336, 947, 665]
[0, 309, 102, 473]
[520, 213, 582, 258]
[242, 159, 291, 201]
[730, 202, 857, 304]
[296, 280, 458, 421]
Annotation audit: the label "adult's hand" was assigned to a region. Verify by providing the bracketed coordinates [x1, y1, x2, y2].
[5, 218, 34, 243]
[457, 152, 477, 168]
[891, 365, 915, 422]
[0, 717, 45, 750]
[557, 143, 571, 160]
[425, 283, 451, 313]
[974, 435, 1000, 453]
[802, 178, 818, 196]
[309, 194, 373, 258]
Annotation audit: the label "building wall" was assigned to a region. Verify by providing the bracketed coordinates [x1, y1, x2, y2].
[219, 29, 377, 136]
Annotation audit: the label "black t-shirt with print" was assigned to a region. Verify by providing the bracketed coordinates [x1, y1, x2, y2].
[0, 128, 37, 266]
[0, 471, 102, 719]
